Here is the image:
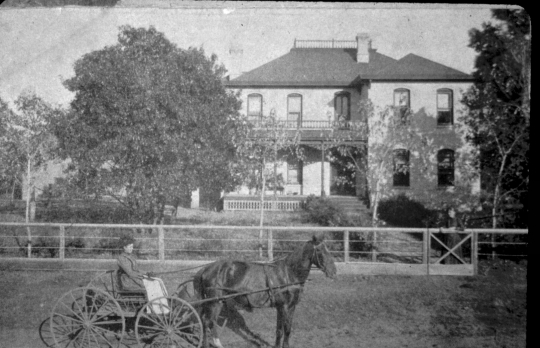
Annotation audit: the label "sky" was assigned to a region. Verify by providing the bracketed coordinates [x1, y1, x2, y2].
[0, 2, 515, 107]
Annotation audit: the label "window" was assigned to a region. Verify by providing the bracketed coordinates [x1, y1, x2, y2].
[437, 89, 453, 125]
[394, 88, 410, 123]
[247, 94, 262, 120]
[287, 158, 302, 184]
[393, 149, 410, 187]
[334, 92, 351, 121]
[437, 149, 455, 186]
[287, 94, 302, 128]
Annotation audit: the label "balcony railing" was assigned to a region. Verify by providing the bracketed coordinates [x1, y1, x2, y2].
[294, 39, 357, 49]
[250, 119, 367, 131]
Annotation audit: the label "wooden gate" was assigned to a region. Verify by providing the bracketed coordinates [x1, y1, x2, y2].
[427, 229, 477, 276]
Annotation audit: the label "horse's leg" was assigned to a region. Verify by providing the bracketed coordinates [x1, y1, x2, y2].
[281, 304, 297, 348]
[209, 301, 225, 348]
[274, 305, 285, 348]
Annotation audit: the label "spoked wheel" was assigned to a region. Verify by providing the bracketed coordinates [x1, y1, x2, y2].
[50, 287, 125, 348]
[135, 296, 203, 348]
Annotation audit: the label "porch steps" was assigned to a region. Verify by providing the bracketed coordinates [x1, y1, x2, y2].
[328, 196, 370, 216]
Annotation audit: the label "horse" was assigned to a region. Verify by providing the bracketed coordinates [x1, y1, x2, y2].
[192, 234, 337, 348]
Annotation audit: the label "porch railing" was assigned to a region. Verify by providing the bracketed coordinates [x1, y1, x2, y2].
[224, 199, 303, 211]
[250, 119, 367, 131]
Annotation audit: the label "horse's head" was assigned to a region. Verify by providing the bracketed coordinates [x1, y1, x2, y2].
[310, 235, 337, 279]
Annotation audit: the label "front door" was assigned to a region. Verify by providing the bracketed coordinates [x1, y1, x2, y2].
[329, 148, 356, 196]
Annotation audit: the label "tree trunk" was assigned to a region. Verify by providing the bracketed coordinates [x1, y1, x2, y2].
[25, 156, 32, 258]
[491, 152, 507, 259]
[259, 159, 266, 259]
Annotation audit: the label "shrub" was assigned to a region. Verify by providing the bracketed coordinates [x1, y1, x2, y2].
[377, 194, 433, 227]
[304, 195, 346, 227]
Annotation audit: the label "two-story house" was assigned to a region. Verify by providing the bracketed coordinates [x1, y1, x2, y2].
[223, 33, 478, 211]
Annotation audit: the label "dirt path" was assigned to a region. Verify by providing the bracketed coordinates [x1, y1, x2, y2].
[0, 259, 527, 348]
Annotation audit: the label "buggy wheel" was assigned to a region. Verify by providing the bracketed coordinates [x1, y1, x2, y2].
[135, 296, 203, 348]
[50, 287, 125, 348]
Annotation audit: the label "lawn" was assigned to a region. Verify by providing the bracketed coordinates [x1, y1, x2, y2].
[0, 258, 528, 348]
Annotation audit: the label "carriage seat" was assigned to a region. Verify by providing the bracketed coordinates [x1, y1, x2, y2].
[112, 270, 146, 299]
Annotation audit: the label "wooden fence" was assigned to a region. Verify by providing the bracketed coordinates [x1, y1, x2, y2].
[0, 223, 527, 275]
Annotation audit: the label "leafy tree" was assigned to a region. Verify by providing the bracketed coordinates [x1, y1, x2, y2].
[239, 110, 300, 259]
[462, 9, 530, 228]
[1, 92, 60, 256]
[53, 26, 246, 224]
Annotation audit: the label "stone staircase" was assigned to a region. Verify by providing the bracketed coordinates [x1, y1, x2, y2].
[328, 196, 370, 216]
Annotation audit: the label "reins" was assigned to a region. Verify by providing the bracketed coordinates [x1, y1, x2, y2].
[151, 262, 213, 276]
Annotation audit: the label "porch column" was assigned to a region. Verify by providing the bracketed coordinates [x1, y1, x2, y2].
[321, 142, 326, 197]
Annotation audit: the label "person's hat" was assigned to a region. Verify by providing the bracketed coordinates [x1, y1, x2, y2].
[118, 235, 136, 247]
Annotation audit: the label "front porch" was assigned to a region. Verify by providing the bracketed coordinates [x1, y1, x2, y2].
[223, 194, 369, 214]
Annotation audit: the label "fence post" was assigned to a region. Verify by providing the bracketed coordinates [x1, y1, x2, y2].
[371, 231, 377, 262]
[26, 225, 32, 258]
[427, 229, 431, 275]
[472, 231, 478, 276]
[344, 230, 349, 263]
[422, 229, 428, 264]
[158, 226, 165, 262]
[268, 229, 273, 261]
[59, 225, 65, 261]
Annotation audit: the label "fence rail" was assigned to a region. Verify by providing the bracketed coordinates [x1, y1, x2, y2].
[0, 223, 527, 275]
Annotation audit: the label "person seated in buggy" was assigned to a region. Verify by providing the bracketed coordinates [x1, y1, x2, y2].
[117, 235, 157, 293]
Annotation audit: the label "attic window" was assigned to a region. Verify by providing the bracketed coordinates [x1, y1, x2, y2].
[437, 89, 453, 125]
[247, 94, 262, 120]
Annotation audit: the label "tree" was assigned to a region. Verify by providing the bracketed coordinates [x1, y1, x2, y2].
[239, 110, 300, 259]
[462, 9, 530, 228]
[1, 92, 59, 256]
[54, 26, 246, 223]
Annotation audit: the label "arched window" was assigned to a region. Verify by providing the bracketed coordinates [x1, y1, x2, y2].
[287, 94, 302, 128]
[393, 149, 410, 187]
[437, 149, 455, 186]
[334, 92, 351, 121]
[247, 94, 262, 121]
[394, 88, 410, 123]
[437, 89, 453, 125]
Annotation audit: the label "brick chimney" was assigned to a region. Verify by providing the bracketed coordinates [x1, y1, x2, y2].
[356, 33, 370, 63]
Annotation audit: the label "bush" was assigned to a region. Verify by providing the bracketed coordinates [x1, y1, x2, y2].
[38, 202, 131, 223]
[378, 194, 433, 227]
[304, 195, 346, 227]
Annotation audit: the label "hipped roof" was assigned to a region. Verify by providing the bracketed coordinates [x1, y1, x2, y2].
[226, 47, 473, 87]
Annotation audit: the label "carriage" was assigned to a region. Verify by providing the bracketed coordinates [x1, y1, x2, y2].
[48, 270, 204, 348]
[46, 235, 337, 348]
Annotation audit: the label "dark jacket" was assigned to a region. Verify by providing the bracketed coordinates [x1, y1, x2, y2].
[117, 252, 145, 290]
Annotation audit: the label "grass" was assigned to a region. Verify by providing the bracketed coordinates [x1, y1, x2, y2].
[0, 258, 528, 348]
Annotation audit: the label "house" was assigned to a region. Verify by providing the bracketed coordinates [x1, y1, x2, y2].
[222, 34, 479, 211]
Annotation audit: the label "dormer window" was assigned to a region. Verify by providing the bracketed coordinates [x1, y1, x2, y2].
[437, 89, 453, 125]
